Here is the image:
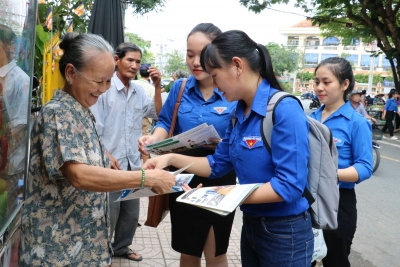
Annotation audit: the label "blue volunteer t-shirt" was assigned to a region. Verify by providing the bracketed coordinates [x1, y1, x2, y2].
[156, 76, 237, 137]
[384, 98, 398, 112]
[310, 101, 373, 189]
[207, 79, 310, 217]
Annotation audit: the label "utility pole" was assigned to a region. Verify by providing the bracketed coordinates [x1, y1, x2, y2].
[367, 41, 376, 94]
[158, 43, 164, 75]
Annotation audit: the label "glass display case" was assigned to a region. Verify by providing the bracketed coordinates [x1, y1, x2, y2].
[0, 0, 37, 264]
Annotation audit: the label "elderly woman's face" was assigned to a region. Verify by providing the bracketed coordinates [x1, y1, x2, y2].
[71, 52, 115, 109]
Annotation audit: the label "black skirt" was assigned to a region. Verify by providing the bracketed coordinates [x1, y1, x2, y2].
[168, 148, 237, 257]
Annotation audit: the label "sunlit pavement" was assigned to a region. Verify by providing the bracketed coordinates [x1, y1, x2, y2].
[111, 197, 243, 267]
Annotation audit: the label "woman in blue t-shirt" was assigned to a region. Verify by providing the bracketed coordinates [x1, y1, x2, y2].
[141, 30, 313, 266]
[381, 90, 400, 139]
[139, 23, 237, 267]
[310, 57, 373, 267]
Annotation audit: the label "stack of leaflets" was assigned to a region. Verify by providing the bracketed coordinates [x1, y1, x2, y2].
[115, 163, 195, 202]
[176, 183, 262, 215]
[145, 123, 220, 155]
[115, 173, 195, 201]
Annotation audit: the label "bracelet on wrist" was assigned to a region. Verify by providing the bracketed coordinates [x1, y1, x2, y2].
[140, 168, 146, 190]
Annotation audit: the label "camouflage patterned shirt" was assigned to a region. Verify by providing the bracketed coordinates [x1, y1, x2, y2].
[20, 90, 112, 267]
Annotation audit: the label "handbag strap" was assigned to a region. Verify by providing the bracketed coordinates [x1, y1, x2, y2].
[168, 78, 187, 137]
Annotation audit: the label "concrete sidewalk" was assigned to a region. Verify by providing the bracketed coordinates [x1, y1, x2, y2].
[111, 197, 243, 267]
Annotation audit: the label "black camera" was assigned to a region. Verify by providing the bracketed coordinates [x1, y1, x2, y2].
[140, 63, 151, 77]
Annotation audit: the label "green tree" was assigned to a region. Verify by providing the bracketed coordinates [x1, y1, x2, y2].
[35, 0, 93, 78]
[35, 0, 165, 78]
[124, 0, 166, 15]
[266, 42, 299, 76]
[239, 0, 400, 92]
[296, 71, 315, 82]
[164, 50, 188, 75]
[124, 32, 155, 64]
[354, 74, 383, 84]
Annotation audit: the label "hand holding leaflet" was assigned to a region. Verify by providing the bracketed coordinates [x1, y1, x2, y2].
[145, 123, 220, 155]
[115, 163, 195, 201]
[176, 183, 262, 215]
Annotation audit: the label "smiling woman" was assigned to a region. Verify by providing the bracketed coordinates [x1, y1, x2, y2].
[19, 33, 176, 267]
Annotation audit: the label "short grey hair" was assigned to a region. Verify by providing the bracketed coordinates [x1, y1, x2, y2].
[174, 69, 189, 79]
[59, 32, 114, 79]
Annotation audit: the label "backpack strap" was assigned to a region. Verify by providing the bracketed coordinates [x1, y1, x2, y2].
[260, 91, 314, 204]
[261, 91, 304, 154]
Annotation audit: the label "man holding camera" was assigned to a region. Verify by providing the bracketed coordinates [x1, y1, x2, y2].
[91, 43, 162, 262]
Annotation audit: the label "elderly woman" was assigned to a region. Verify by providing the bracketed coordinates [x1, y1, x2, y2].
[19, 33, 175, 267]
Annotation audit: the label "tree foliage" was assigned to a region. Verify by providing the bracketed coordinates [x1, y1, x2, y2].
[124, 32, 155, 64]
[239, 0, 400, 92]
[266, 42, 299, 76]
[354, 74, 383, 84]
[296, 71, 315, 82]
[35, 0, 164, 78]
[123, 0, 166, 15]
[164, 50, 188, 75]
[35, 0, 93, 78]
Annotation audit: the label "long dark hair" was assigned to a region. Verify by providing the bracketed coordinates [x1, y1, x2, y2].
[200, 30, 282, 90]
[315, 57, 354, 101]
[187, 23, 222, 41]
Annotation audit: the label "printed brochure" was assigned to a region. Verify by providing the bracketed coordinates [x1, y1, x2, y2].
[115, 173, 195, 201]
[145, 123, 220, 155]
[176, 183, 262, 216]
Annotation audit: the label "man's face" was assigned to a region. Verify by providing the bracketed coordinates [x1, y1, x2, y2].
[0, 39, 14, 62]
[351, 94, 361, 103]
[115, 51, 141, 80]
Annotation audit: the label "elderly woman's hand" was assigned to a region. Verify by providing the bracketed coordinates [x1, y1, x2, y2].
[145, 169, 176, 195]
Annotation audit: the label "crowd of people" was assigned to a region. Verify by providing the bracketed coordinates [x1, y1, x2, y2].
[19, 21, 379, 267]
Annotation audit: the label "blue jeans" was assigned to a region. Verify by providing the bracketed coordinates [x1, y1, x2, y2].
[241, 212, 313, 267]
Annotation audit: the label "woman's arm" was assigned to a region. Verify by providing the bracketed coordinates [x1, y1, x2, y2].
[241, 183, 283, 204]
[337, 167, 359, 183]
[142, 153, 212, 177]
[342, 118, 373, 183]
[60, 162, 175, 194]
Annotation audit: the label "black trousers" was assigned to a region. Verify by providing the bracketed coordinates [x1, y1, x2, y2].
[322, 188, 357, 267]
[382, 111, 396, 136]
[395, 113, 400, 129]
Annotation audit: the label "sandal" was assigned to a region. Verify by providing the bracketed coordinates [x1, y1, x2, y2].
[120, 249, 143, 261]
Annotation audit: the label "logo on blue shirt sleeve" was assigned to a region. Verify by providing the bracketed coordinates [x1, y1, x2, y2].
[333, 137, 342, 145]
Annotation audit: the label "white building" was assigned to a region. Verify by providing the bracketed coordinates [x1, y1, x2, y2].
[279, 19, 396, 93]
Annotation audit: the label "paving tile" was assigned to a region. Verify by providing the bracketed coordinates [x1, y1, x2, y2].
[111, 198, 242, 267]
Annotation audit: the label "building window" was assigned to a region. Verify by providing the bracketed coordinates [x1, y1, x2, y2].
[305, 53, 319, 64]
[322, 37, 340, 46]
[349, 38, 360, 46]
[288, 36, 299, 46]
[360, 54, 379, 66]
[321, 54, 338, 60]
[345, 54, 359, 66]
[305, 36, 320, 46]
[381, 56, 395, 70]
